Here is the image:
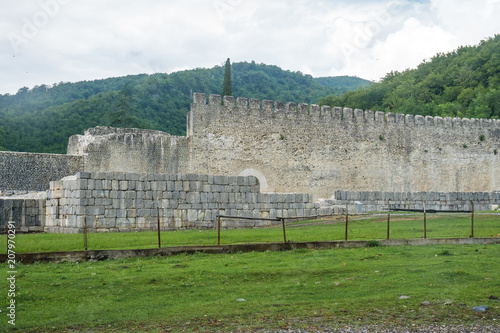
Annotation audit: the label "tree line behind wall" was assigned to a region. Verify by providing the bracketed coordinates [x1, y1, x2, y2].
[319, 35, 500, 120]
[3, 33, 498, 155]
[0, 62, 370, 154]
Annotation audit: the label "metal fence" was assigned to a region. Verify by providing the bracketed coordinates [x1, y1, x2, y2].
[4, 200, 496, 254]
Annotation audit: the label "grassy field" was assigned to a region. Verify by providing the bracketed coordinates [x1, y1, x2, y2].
[1, 213, 498, 254]
[1, 244, 499, 332]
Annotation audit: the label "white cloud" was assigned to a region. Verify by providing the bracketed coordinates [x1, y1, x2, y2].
[430, 0, 500, 42]
[367, 17, 457, 78]
[0, 0, 499, 94]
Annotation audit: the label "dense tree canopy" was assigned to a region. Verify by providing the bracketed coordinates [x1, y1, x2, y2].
[0, 125, 5, 150]
[0, 62, 370, 153]
[2, 33, 498, 155]
[319, 35, 500, 120]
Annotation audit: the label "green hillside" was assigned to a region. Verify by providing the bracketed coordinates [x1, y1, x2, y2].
[0, 62, 370, 154]
[319, 35, 500, 120]
[314, 76, 371, 91]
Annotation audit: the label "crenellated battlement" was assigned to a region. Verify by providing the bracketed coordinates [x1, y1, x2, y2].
[2, 91, 498, 234]
[7, 93, 496, 197]
[189, 92, 500, 198]
[192, 92, 500, 130]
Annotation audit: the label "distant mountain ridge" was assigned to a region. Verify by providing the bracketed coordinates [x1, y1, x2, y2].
[0, 62, 371, 154]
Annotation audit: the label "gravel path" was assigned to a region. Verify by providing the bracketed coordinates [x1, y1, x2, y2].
[262, 324, 500, 333]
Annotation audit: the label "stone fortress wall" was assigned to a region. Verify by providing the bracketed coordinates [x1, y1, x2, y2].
[332, 190, 499, 213]
[0, 151, 81, 191]
[2, 92, 499, 199]
[67, 127, 190, 175]
[1, 92, 499, 232]
[0, 198, 45, 233]
[44, 172, 329, 233]
[187, 93, 500, 199]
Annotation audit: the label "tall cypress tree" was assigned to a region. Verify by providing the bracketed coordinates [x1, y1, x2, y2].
[109, 83, 141, 128]
[222, 58, 232, 98]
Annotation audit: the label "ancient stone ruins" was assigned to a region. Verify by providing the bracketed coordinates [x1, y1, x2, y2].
[1, 93, 499, 233]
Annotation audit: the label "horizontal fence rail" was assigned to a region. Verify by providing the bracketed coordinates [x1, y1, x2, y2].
[3, 200, 497, 254]
[388, 200, 476, 239]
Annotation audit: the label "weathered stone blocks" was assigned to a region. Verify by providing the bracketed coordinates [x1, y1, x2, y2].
[44, 172, 323, 233]
[333, 190, 498, 212]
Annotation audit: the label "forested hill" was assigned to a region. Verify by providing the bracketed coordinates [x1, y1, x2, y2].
[319, 35, 500, 120]
[0, 62, 370, 154]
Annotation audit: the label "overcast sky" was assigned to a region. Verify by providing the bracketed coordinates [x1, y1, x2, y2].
[1, 0, 500, 95]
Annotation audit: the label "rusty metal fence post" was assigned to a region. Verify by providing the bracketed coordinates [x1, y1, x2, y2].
[386, 200, 390, 240]
[470, 201, 474, 238]
[157, 207, 161, 248]
[281, 218, 287, 243]
[345, 202, 349, 241]
[83, 212, 88, 251]
[423, 201, 427, 239]
[281, 209, 286, 243]
[217, 203, 221, 246]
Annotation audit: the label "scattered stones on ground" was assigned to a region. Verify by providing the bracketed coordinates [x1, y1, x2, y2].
[261, 324, 499, 332]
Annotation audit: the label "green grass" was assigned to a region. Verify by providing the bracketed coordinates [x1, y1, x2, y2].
[352, 213, 499, 240]
[1, 244, 499, 332]
[1, 214, 498, 254]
